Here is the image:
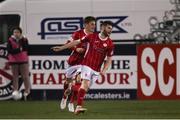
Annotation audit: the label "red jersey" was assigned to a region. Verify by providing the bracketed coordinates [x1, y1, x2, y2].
[81, 33, 114, 72]
[67, 29, 88, 66]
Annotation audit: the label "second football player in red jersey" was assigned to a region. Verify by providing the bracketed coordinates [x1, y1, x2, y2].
[53, 21, 114, 115]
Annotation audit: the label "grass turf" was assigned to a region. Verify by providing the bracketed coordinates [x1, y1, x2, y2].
[0, 100, 180, 119]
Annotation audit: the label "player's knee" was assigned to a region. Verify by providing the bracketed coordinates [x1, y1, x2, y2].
[66, 78, 73, 83]
[76, 74, 81, 82]
[81, 80, 90, 91]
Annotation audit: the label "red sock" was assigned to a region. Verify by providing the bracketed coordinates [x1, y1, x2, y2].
[72, 83, 81, 92]
[77, 88, 86, 106]
[70, 83, 81, 103]
[62, 82, 69, 99]
[70, 90, 76, 103]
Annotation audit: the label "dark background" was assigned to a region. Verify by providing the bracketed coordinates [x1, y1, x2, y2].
[0, 0, 5, 3]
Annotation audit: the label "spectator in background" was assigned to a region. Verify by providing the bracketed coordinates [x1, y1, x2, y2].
[7, 27, 31, 100]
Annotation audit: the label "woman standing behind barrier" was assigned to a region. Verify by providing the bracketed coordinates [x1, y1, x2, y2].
[7, 27, 31, 100]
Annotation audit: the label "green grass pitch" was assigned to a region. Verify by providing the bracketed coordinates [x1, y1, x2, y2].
[0, 100, 180, 119]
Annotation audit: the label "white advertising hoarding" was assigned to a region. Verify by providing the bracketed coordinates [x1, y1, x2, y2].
[29, 55, 137, 89]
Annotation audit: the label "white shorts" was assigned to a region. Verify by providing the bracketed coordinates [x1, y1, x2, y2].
[65, 65, 82, 79]
[81, 65, 99, 82]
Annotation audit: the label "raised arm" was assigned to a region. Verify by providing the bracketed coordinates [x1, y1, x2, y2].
[51, 39, 81, 52]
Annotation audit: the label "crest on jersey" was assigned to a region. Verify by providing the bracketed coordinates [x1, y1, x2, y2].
[103, 43, 107, 47]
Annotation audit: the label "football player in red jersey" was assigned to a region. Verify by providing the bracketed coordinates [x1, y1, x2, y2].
[52, 16, 96, 112]
[52, 21, 114, 115]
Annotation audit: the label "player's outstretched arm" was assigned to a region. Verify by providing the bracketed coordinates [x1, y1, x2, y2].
[51, 40, 81, 52]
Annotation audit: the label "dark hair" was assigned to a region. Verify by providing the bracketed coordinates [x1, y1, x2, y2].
[12, 26, 22, 34]
[101, 21, 113, 26]
[84, 16, 96, 24]
[100, 21, 104, 27]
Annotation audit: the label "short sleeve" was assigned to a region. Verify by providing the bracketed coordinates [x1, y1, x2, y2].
[71, 31, 79, 40]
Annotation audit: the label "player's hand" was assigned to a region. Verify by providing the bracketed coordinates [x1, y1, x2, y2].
[51, 46, 63, 52]
[76, 48, 85, 53]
